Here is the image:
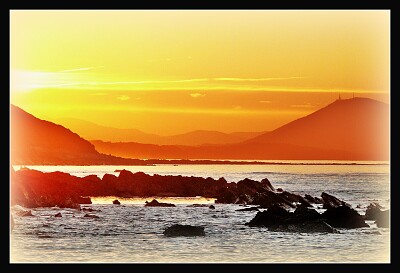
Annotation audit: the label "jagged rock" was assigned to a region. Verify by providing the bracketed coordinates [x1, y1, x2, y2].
[261, 178, 275, 191]
[113, 199, 121, 205]
[322, 205, 369, 228]
[304, 194, 323, 204]
[163, 224, 205, 237]
[364, 202, 384, 220]
[54, 212, 62, 217]
[251, 191, 296, 209]
[145, 199, 175, 207]
[321, 192, 350, 209]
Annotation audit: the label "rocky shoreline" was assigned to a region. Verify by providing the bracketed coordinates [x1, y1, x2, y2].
[10, 167, 389, 233]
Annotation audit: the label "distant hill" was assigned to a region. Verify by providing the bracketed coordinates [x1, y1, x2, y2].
[53, 118, 265, 145]
[10, 105, 145, 165]
[246, 97, 389, 160]
[91, 98, 390, 161]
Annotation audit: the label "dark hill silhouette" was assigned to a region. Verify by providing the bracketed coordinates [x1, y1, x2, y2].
[246, 97, 389, 160]
[91, 98, 389, 161]
[10, 105, 145, 165]
[53, 118, 265, 145]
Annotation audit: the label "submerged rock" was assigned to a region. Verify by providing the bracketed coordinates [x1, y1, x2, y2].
[163, 224, 205, 237]
[187, 204, 209, 207]
[145, 199, 176, 207]
[270, 219, 339, 233]
[54, 212, 62, 217]
[236, 207, 260, 212]
[209, 205, 215, 209]
[84, 214, 100, 219]
[112, 199, 121, 205]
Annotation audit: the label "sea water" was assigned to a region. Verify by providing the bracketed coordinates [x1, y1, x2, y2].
[10, 161, 390, 263]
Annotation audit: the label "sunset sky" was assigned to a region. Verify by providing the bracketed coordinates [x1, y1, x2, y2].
[10, 10, 389, 135]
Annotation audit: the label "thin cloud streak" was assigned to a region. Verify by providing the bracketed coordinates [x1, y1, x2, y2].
[56, 66, 105, 73]
[214, 76, 305, 82]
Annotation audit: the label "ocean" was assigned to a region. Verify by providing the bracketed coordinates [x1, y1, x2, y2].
[10, 161, 390, 263]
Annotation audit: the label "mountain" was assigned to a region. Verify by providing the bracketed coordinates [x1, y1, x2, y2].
[246, 97, 389, 160]
[10, 105, 146, 165]
[91, 98, 390, 161]
[53, 118, 265, 145]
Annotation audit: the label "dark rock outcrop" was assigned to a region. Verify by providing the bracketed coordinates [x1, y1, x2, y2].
[145, 199, 176, 207]
[54, 212, 62, 217]
[321, 192, 350, 209]
[163, 224, 205, 237]
[364, 202, 383, 220]
[209, 205, 215, 209]
[113, 199, 121, 205]
[322, 205, 369, 228]
[247, 204, 367, 232]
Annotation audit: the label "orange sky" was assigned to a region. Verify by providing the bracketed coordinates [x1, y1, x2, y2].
[10, 10, 389, 135]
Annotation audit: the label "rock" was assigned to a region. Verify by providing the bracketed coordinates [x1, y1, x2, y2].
[374, 209, 389, 228]
[81, 207, 97, 212]
[145, 199, 175, 207]
[322, 205, 369, 228]
[84, 214, 100, 219]
[112, 199, 121, 205]
[260, 178, 275, 191]
[279, 191, 313, 208]
[364, 202, 384, 220]
[187, 204, 209, 207]
[251, 191, 296, 209]
[163, 224, 205, 237]
[321, 192, 349, 209]
[236, 207, 260, 212]
[246, 204, 291, 227]
[16, 210, 34, 217]
[246, 205, 341, 233]
[276, 188, 283, 192]
[54, 212, 62, 217]
[209, 205, 215, 209]
[304, 194, 323, 204]
[76, 196, 92, 204]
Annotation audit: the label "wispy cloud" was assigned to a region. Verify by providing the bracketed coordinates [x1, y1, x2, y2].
[214, 76, 305, 82]
[116, 95, 130, 101]
[190, 93, 206, 98]
[56, 66, 105, 73]
[291, 103, 315, 108]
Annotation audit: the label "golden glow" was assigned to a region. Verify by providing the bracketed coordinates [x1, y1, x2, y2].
[10, 10, 389, 135]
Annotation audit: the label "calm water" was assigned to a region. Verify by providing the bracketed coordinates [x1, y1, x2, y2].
[10, 161, 390, 263]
